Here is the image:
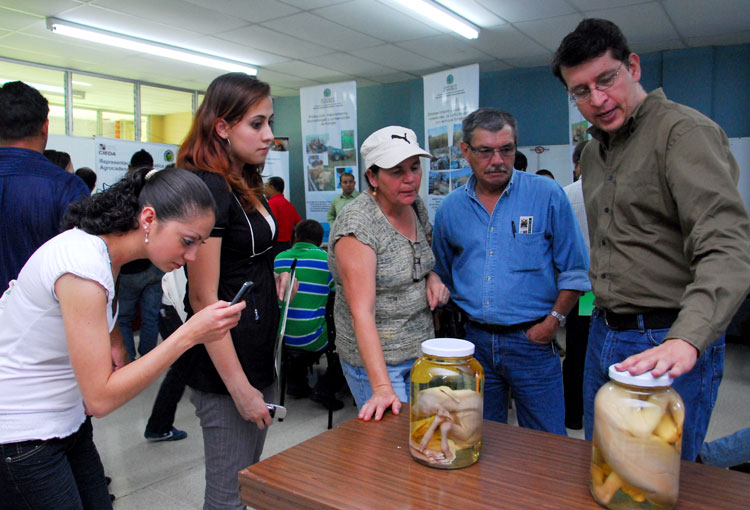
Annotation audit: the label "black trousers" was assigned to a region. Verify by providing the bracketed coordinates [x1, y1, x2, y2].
[562, 301, 590, 427]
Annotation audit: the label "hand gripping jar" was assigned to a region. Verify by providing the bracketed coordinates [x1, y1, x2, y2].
[591, 364, 684, 510]
[409, 338, 484, 469]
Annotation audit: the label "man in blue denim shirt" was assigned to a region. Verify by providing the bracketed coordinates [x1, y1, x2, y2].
[433, 108, 590, 435]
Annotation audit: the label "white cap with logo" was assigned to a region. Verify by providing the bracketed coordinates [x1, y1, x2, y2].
[360, 126, 432, 170]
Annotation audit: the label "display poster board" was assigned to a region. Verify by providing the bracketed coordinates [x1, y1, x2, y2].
[299, 81, 358, 241]
[263, 137, 291, 200]
[94, 138, 178, 191]
[423, 64, 479, 221]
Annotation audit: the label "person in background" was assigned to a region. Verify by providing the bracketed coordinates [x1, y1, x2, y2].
[265, 176, 301, 259]
[0, 167, 243, 509]
[0, 81, 89, 292]
[117, 149, 166, 361]
[535, 168, 555, 180]
[562, 139, 590, 430]
[327, 172, 359, 228]
[513, 150, 527, 172]
[44, 149, 74, 172]
[553, 18, 750, 460]
[274, 219, 344, 410]
[328, 126, 449, 422]
[75, 167, 97, 193]
[432, 108, 589, 435]
[178, 72, 292, 510]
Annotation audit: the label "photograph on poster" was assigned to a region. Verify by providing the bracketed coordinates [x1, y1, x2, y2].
[335, 167, 354, 189]
[571, 121, 589, 144]
[429, 170, 450, 195]
[341, 129, 355, 149]
[451, 123, 464, 168]
[306, 134, 329, 154]
[428, 126, 450, 170]
[450, 168, 472, 190]
[271, 137, 289, 151]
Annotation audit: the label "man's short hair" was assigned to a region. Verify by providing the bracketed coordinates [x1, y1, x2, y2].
[293, 219, 323, 247]
[462, 107, 518, 146]
[129, 149, 154, 170]
[75, 167, 97, 192]
[536, 169, 555, 180]
[572, 140, 590, 166]
[514, 152, 528, 171]
[268, 176, 285, 194]
[339, 172, 354, 182]
[552, 18, 632, 86]
[0, 81, 49, 142]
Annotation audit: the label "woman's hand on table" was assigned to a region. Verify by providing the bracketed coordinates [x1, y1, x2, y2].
[426, 271, 450, 311]
[359, 384, 402, 422]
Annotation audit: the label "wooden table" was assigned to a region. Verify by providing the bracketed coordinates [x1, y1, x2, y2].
[239, 410, 749, 509]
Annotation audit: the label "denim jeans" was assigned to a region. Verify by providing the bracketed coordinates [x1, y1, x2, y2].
[465, 322, 567, 435]
[583, 309, 725, 461]
[117, 263, 165, 360]
[0, 417, 111, 510]
[699, 427, 750, 467]
[340, 358, 414, 409]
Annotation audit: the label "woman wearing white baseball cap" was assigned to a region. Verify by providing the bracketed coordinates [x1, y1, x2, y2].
[328, 126, 450, 422]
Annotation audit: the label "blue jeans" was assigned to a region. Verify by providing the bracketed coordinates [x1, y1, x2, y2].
[0, 417, 111, 510]
[699, 428, 750, 467]
[583, 309, 725, 461]
[117, 264, 165, 360]
[465, 322, 567, 435]
[341, 358, 413, 409]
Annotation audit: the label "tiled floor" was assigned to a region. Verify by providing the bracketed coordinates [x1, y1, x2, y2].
[98, 341, 749, 509]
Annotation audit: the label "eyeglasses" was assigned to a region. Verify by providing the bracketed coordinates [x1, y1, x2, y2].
[411, 240, 423, 282]
[568, 62, 624, 103]
[465, 143, 516, 160]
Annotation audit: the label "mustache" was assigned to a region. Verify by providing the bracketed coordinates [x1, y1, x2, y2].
[484, 166, 509, 174]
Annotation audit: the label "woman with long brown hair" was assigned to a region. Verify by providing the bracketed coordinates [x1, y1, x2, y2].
[177, 72, 289, 510]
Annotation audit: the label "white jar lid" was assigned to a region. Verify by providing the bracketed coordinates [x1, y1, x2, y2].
[608, 363, 673, 387]
[421, 338, 474, 357]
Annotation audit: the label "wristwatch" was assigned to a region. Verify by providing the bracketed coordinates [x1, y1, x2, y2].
[550, 310, 566, 327]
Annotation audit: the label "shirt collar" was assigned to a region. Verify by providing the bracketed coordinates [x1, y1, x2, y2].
[465, 169, 516, 199]
[292, 241, 320, 251]
[588, 88, 665, 146]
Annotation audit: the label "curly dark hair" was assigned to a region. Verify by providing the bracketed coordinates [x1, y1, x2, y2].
[62, 167, 216, 235]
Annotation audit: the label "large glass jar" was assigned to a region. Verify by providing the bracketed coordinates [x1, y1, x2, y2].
[410, 338, 484, 469]
[591, 364, 684, 510]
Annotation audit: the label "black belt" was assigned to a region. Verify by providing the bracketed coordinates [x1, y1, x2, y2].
[468, 317, 545, 334]
[600, 308, 679, 331]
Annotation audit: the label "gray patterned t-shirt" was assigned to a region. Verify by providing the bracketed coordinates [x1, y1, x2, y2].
[328, 192, 435, 367]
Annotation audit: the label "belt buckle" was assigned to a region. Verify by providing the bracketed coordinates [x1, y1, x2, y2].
[603, 309, 614, 329]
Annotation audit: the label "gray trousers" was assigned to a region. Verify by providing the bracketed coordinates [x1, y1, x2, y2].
[190, 386, 274, 510]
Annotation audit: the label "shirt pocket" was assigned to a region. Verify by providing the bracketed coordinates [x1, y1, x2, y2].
[508, 232, 548, 272]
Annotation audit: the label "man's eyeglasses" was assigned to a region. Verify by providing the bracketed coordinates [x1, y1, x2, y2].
[465, 143, 515, 160]
[411, 240, 423, 282]
[568, 62, 624, 103]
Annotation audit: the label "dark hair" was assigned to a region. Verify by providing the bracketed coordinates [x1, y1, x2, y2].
[514, 152, 528, 171]
[62, 167, 216, 235]
[130, 149, 154, 170]
[44, 149, 72, 170]
[0, 81, 49, 142]
[536, 169, 555, 180]
[339, 172, 354, 182]
[178, 73, 271, 211]
[267, 176, 285, 194]
[572, 140, 590, 166]
[552, 19, 631, 86]
[366, 164, 381, 190]
[75, 167, 97, 192]
[293, 219, 324, 247]
[462, 107, 518, 145]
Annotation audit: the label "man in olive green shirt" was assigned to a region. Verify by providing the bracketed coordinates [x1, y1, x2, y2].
[553, 19, 750, 461]
[327, 172, 359, 227]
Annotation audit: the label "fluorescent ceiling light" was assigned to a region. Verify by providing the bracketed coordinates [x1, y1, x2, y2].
[392, 0, 479, 39]
[46, 17, 257, 75]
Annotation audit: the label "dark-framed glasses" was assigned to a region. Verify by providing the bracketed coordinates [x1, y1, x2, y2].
[568, 62, 624, 103]
[466, 143, 515, 160]
[410, 240, 423, 282]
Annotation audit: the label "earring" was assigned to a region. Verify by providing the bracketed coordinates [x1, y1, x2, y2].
[144, 230, 149, 244]
[372, 187, 377, 197]
[226, 138, 231, 146]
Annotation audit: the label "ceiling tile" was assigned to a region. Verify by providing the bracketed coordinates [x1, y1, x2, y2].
[0, 7, 43, 32]
[513, 14, 583, 51]
[221, 25, 332, 59]
[265, 60, 352, 81]
[504, 53, 553, 68]
[256, 68, 322, 89]
[306, 52, 396, 76]
[664, 0, 750, 38]
[686, 31, 750, 48]
[313, 0, 440, 42]
[261, 12, 382, 50]
[181, 0, 300, 23]
[397, 34, 491, 65]
[630, 39, 686, 55]
[566, 0, 650, 9]
[473, 24, 549, 60]
[478, 0, 576, 23]
[432, 0, 505, 27]
[278, 0, 349, 9]
[365, 70, 419, 83]
[350, 44, 442, 71]
[90, 0, 249, 35]
[186, 35, 289, 67]
[586, 3, 680, 43]
[478, 60, 513, 72]
[0, 0, 81, 17]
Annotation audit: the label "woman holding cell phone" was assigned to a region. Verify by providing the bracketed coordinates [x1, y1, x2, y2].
[177, 72, 292, 510]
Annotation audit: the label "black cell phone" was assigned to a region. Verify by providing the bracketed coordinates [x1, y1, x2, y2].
[230, 281, 254, 305]
[266, 403, 287, 422]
